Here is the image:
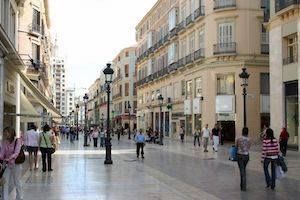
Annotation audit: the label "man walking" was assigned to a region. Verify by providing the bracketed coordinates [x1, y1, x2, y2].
[135, 129, 145, 159]
[212, 123, 220, 152]
[201, 124, 210, 152]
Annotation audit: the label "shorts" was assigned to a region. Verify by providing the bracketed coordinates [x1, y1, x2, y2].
[26, 146, 38, 153]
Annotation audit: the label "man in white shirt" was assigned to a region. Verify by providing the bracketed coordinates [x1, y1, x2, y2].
[201, 124, 210, 152]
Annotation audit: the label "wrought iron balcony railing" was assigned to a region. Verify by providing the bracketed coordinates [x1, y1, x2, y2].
[194, 48, 205, 60]
[213, 42, 236, 55]
[194, 6, 205, 19]
[186, 14, 194, 26]
[214, 0, 236, 10]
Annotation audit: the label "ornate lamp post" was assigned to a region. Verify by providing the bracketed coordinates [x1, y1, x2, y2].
[83, 93, 90, 146]
[103, 63, 114, 165]
[101, 113, 104, 130]
[76, 104, 79, 140]
[158, 94, 164, 145]
[239, 68, 250, 127]
[128, 102, 131, 140]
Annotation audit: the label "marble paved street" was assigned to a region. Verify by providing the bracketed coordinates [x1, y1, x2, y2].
[19, 134, 300, 200]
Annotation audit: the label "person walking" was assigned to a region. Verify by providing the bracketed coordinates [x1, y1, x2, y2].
[135, 129, 145, 159]
[91, 127, 99, 147]
[193, 128, 201, 147]
[235, 127, 251, 191]
[24, 124, 39, 170]
[261, 128, 279, 190]
[69, 127, 76, 143]
[220, 125, 225, 145]
[201, 124, 210, 152]
[279, 127, 289, 156]
[179, 126, 185, 143]
[39, 124, 55, 172]
[99, 128, 105, 148]
[0, 127, 24, 200]
[211, 123, 220, 152]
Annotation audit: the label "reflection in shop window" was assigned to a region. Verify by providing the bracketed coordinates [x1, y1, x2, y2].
[217, 74, 235, 95]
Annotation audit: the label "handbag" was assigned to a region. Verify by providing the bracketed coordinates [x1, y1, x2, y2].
[42, 133, 56, 154]
[14, 139, 26, 164]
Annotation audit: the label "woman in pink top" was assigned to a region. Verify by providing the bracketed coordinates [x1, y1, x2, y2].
[91, 127, 99, 147]
[0, 127, 24, 200]
[261, 128, 279, 190]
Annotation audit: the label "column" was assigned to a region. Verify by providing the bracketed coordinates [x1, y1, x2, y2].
[15, 74, 21, 137]
[0, 51, 4, 140]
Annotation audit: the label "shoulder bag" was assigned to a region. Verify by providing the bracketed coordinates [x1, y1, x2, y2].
[14, 139, 26, 164]
[42, 133, 56, 154]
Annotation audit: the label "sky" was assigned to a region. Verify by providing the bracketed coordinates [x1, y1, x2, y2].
[49, 0, 157, 94]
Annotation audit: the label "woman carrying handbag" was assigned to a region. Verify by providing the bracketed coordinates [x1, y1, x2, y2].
[39, 124, 55, 172]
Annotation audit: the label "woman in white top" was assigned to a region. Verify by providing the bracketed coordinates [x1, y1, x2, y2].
[24, 124, 39, 170]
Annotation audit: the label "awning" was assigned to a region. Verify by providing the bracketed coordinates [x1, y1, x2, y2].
[20, 92, 42, 123]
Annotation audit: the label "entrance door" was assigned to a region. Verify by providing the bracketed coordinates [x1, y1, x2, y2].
[220, 121, 235, 142]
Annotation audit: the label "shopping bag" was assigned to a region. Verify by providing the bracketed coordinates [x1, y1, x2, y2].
[276, 165, 285, 179]
[229, 145, 238, 161]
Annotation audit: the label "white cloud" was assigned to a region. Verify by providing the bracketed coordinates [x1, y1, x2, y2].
[50, 0, 157, 92]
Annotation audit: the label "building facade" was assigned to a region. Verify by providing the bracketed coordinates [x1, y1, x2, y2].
[112, 47, 137, 132]
[53, 57, 67, 116]
[268, 0, 299, 150]
[87, 78, 101, 127]
[135, 0, 270, 142]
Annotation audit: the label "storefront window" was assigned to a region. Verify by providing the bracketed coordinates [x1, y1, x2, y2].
[186, 80, 192, 98]
[195, 77, 202, 97]
[285, 82, 298, 147]
[217, 74, 235, 95]
[194, 114, 201, 130]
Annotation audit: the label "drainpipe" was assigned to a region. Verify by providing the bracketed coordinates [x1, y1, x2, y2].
[16, 74, 21, 138]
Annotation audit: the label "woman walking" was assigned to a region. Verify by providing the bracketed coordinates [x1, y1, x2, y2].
[24, 124, 39, 170]
[91, 127, 99, 147]
[279, 127, 289, 156]
[261, 128, 279, 190]
[39, 124, 55, 172]
[0, 127, 24, 200]
[235, 127, 251, 191]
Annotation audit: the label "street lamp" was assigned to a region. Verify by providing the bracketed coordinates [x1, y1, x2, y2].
[103, 63, 114, 165]
[128, 102, 131, 140]
[157, 94, 164, 145]
[239, 68, 250, 127]
[76, 104, 79, 140]
[71, 110, 75, 126]
[83, 93, 90, 146]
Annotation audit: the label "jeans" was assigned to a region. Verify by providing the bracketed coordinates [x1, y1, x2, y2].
[264, 157, 277, 188]
[194, 136, 200, 146]
[280, 139, 288, 156]
[93, 138, 98, 147]
[136, 143, 144, 157]
[203, 137, 209, 151]
[40, 147, 52, 171]
[213, 136, 219, 151]
[180, 134, 184, 143]
[4, 165, 23, 200]
[100, 137, 105, 147]
[237, 154, 249, 190]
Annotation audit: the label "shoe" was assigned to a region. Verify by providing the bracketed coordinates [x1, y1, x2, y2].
[137, 155, 139, 158]
[271, 187, 275, 190]
[48, 169, 53, 172]
[42, 169, 46, 172]
[204, 150, 208, 152]
[142, 156, 144, 159]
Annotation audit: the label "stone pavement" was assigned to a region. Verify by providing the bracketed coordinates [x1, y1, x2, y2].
[15, 134, 300, 200]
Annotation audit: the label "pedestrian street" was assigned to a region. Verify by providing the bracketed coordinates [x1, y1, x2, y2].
[19, 135, 300, 200]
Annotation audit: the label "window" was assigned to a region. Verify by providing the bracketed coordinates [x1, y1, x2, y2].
[168, 8, 177, 31]
[189, 33, 195, 53]
[189, 0, 195, 14]
[1, 0, 9, 31]
[173, 82, 180, 100]
[32, 43, 40, 62]
[199, 29, 205, 49]
[260, 73, 269, 94]
[125, 83, 129, 96]
[186, 80, 192, 98]
[125, 64, 129, 77]
[168, 43, 178, 64]
[218, 22, 234, 44]
[195, 77, 202, 97]
[181, 39, 186, 58]
[181, 80, 186, 96]
[181, 3, 187, 21]
[151, 91, 155, 101]
[217, 74, 235, 95]
[119, 85, 122, 95]
[32, 8, 41, 32]
[125, 51, 129, 57]
[285, 34, 298, 64]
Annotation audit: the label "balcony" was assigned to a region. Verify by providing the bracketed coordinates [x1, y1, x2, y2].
[186, 14, 194, 27]
[170, 27, 178, 38]
[194, 48, 205, 61]
[213, 42, 236, 55]
[185, 53, 194, 64]
[113, 93, 122, 99]
[163, 34, 170, 44]
[177, 20, 186, 33]
[283, 55, 298, 65]
[28, 23, 41, 35]
[214, 0, 236, 10]
[194, 6, 205, 20]
[178, 57, 186, 68]
[168, 62, 178, 72]
[275, 0, 300, 12]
